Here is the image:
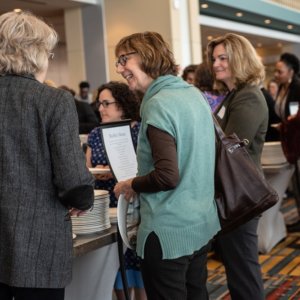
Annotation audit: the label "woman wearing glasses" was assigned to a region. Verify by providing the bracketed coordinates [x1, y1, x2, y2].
[85, 81, 146, 300]
[113, 32, 220, 300]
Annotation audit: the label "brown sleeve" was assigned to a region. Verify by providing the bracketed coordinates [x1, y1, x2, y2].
[132, 125, 179, 193]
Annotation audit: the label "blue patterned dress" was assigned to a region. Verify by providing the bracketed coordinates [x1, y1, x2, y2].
[87, 122, 144, 289]
[88, 122, 140, 207]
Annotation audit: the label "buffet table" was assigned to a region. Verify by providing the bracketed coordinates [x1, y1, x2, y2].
[65, 226, 119, 300]
[257, 163, 295, 253]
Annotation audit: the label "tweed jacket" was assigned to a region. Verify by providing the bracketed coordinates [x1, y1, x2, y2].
[214, 84, 268, 167]
[0, 74, 94, 288]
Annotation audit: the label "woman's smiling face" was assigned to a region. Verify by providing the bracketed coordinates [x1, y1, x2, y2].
[212, 43, 234, 90]
[274, 61, 294, 85]
[115, 51, 153, 93]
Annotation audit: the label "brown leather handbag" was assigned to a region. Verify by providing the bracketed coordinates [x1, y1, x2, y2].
[212, 114, 279, 234]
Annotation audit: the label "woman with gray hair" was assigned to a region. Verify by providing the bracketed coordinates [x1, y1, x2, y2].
[0, 11, 94, 300]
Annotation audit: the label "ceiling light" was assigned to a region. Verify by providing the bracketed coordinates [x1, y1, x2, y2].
[207, 35, 213, 41]
[264, 19, 271, 24]
[236, 12, 243, 17]
[257, 43, 262, 48]
[201, 4, 209, 9]
[287, 24, 294, 30]
[14, 8, 22, 13]
[277, 43, 283, 47]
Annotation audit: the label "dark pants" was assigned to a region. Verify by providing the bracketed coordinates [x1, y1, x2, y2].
[215, 218, 264, 300]
[141, 232, 210, 300]
[0, 282, 64, 300]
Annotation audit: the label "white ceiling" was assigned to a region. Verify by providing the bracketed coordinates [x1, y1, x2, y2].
[201, 25, 289, 50]
[1, 0, 294, 54]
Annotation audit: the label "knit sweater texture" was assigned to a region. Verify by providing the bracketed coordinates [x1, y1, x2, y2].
[136, 75, 221, 259]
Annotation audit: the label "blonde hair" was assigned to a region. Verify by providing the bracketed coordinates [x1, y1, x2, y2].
[115, 31, 178, 79]
[0, 11, 58, 75]
[44, 79, 57, 88]
[207, 33, 265, 91]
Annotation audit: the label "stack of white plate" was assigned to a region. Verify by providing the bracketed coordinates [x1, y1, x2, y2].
[261, 142, 287, 165]
[71, 190, 111, 235]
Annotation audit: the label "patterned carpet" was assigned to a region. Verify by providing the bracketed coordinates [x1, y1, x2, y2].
[207, 198, 300, 300]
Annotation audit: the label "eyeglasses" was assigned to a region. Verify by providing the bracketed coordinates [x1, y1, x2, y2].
[48, 52, 55, 60]
[115, 52, 137, 67]
[97, 100, 117, 108]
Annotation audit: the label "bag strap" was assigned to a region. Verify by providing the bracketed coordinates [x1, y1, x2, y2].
[201, 92, 249, 146]
[201, 92, 226, 140]
[211, 114, 226, 140]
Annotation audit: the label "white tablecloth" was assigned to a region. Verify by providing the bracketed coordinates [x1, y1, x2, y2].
[257, 163, 295, 253]
[65, 242, 119, 300]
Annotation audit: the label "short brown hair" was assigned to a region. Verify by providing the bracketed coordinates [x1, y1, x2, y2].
[207, 33, 265, 91]
[182, 64, 197, 81]
[0, 11, 58, 75]
[115, 31, 178, 79]
[194, 63, 214, 92]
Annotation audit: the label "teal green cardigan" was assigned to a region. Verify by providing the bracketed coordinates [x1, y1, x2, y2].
[136, 75, 220, 259]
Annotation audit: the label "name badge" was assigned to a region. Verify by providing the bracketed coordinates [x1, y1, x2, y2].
[217, 106, 226, 119]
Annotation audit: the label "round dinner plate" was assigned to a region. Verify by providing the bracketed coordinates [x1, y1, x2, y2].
[117, 194, 140, 250]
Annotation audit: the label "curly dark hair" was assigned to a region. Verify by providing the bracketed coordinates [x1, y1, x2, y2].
[79, 81, 90, 89]
[96, 81, 140, 121]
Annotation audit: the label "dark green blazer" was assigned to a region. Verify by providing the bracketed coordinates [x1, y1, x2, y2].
[214, 84, 268, 167]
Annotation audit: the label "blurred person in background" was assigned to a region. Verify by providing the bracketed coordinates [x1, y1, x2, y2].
[0, 11, 94, 300]
[59, 85, 76, 97]
[113, 31, 220, 300]
[59, 85, 99, 134]
[44, 78, 57, 87]
[181, 64, 198, 85]
[274, 53, 300, 121]
[85, 81, 146, 300]
[75, 80, 93, 104]
[274, 53, 300, 231]
[260, 83, 281, 141]
[267, 79, 279, 100]
[90, 88, 102, 122]
[207, 33, 267, 300]
[194, 62, 226, 112]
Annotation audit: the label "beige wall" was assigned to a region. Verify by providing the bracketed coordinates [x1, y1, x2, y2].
[64, 7, 87, 91]
[188, 0, 201, 65]
[104, 0, 201, 80]
[104, 0, 171, 81]
[46, 0, 202, 87]
[46, 43, 70, 87]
